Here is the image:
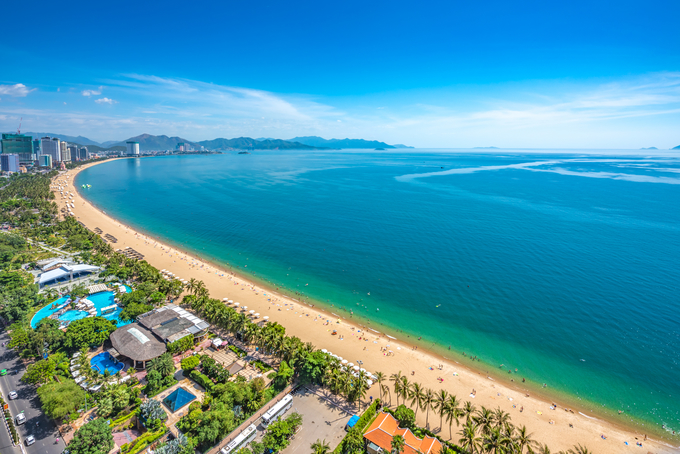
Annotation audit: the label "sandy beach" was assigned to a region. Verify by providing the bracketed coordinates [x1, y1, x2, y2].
[53, 160, 676, 454]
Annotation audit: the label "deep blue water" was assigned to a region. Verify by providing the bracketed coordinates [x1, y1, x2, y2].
[76, 150, 680, 435]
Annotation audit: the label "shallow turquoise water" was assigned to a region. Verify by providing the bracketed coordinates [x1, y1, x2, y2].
[90, 351, 124, 375]
[76, 150, 680, 436]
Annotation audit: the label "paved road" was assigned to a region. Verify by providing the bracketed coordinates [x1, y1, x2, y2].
[0, 330, 66, 454]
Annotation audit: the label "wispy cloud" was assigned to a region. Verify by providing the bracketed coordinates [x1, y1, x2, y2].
[0, 83, 34, 97]
[82, 86, 103, 97]
[94, 97, 117, 104]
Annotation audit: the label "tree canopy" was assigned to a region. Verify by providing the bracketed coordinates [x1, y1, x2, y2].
[63, 317, 117, 350]
[37, 379, 87, 422]
[67, 418, 114, 454]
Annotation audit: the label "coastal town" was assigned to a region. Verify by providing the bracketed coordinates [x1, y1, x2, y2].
[0, 137, 673, 454]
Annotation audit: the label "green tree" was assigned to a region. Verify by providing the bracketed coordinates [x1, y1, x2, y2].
[119, 301, 153, 322]
[393, 405, 415, 429]
[181, 356, 200, 372]
[391, 435, 405, 454]
[149, 352, 176, 377]
[311, 439, 330, 454]
[67, 418, 114, 454]
[272, 360, 294, 389]
[37, 379, 87, 422]
[22, 359, 56, 384]
[63, 317, 117, 350]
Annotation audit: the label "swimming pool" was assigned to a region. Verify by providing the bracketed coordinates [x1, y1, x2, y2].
[91, 351, 124, 375]
[31, 286, 132, 329]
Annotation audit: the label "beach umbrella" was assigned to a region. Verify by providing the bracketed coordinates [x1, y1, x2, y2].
[353, 365, 360, 371]
[249, 310, 255, 314]
[263, 316, 269, 320]
[348, 362, 354, 367]
[367, 380, 373, 386]
[254, 313, 260, 317]
[223, 298, 229, 302]
[360, 368, 367, 372]
[228, 300, 233, 303]
[321, 349, 327, 353]
[341, 359, 348, 364]
[234, 303, 240, 306]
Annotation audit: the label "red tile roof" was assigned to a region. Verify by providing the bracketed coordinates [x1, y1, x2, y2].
[364, 412, 443, 454]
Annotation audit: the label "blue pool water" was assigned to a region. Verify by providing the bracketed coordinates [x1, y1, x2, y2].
[31, 287, 132, 329]
[90, 351, 124, 375]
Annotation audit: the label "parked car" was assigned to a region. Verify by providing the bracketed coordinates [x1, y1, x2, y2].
[25, 435, 36, 446]
[0, 369, 7, 376]
[8, 391, 18, 399]
[16, 413, 26, 425]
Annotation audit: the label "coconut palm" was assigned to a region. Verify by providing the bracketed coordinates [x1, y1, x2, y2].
[515, 425, 535, 454]
[391, 435, 405, 454]
[474, 406, 494, 435]
[459, 420, 481, 454]
[434, 389, 449, 431]
[409, 382, 425, 418]
[494, 407, 511, 430]
[461, 401, 476, 424]
[483, 427, 511, 454]
[567, 444, 592, 454]
[375, 371, 386, 402]
[390, 371, 403, 405]
[444, 394, 461, 437]
[535, 444, 551, 454]
[311, 439, 330, 454]
[422, 388, 435, 429]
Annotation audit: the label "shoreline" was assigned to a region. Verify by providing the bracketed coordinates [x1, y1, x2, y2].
[57, 159, 676, 454]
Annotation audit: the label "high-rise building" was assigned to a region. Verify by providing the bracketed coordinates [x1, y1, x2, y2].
[60, 141, 70, 162]
[79, 147, 89, 161]
[1, 134, 33, 163]
[38, 154, 53, 168]
[67, 145, 78, 162]
[1, 154, 20, 172]
[41, 137, 61, 163]
[33, 139, 41, 158]
[126, 141, 140, 156]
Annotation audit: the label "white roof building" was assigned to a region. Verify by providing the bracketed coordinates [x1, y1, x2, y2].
[38, 264, 101, 286]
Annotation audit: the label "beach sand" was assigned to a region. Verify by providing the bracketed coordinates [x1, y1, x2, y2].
[53, 161, 676, 454]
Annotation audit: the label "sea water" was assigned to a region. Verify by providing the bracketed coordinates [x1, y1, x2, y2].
[76, 150, 680, 436]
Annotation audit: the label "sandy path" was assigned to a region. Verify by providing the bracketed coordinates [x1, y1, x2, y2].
[52, 161, 676, 454]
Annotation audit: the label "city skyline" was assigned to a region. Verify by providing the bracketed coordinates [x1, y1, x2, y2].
[1, 0, 679, 148]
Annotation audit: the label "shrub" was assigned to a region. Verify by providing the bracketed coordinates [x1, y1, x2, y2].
[168, 336, 194, 355]
[180, 356, 200, 372]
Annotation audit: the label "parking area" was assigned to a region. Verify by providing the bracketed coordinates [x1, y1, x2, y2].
[280, 387, 355, 454]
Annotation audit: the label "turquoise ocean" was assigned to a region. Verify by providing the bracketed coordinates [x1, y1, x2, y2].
[76, 150, 680, 437]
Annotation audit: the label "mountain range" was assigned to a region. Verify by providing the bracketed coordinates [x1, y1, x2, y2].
[288, 136, 412, 149]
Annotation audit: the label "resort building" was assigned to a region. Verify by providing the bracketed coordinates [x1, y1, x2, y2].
[61, 141, 71, 162]
[37, 262, 101, 287]
[363, 412, 443, 454]
[39, 154, 53, 168]
[1, 133, 34, 164]
[110, 304, 209, 369]
[1, 154, 20, 173]
[126, 141, 140, 156]
[79, 147, 89, 160]
[41, 137, 61, 163]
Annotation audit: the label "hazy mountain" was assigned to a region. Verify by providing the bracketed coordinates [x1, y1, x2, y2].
[672, 145, 680, 150]
[640, 147, 658, 150]
[289, 136, 403, 149]
[392, 144, 414, 149]
[111, 133, 196, 151]
[198, 137, 323, 150]
[9, 132, 102, 146]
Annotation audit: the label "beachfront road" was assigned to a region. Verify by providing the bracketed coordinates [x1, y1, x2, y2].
[0, 330, 66, 454]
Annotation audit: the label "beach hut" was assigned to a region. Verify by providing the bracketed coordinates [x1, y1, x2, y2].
[212, 338, 223, 348]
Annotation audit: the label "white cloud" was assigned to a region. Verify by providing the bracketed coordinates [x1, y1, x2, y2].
[95, 97, 116, 104]
[82, 86, 103, 97]
[0, 83, 33, 97]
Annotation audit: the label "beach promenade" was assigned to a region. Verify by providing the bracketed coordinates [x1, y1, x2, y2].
[54, 160, 676, 454]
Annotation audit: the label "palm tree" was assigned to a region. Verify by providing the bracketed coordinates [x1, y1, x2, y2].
[458, 420, 481, 454]
[311, 439, 330, 454]
[567, 444, 592, 454]
[461, 401, 476, 424]
[535, 444, 551, 454]
[422, 388, 435, 429]
[482, 427, 511, 454]
[391, 435, 405, 454]
[444, 394, 461, 438]
[516, 426, 535, 454]
[390, 371, 403, 405]
[375, 371, 386, 402]
[434, 389, 448, 431]
[494, 407, 511, 430]
[474, 406, 494, 435]
[400, 376, 412, 409]
[409, 382, 425, 418]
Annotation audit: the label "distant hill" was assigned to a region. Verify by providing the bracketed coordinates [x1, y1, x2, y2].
[112, 133, 196, 151]
[198, 137, 323, 151]
[673, 145, 680, 150]
[640, 147, 658, 150]
[8, 132, 102, 146]
[289, 136, 411, 149]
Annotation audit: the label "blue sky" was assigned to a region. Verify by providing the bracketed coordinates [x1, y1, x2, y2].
[1, 0, 679, 148]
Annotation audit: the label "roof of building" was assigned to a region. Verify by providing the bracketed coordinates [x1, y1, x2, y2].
[228, 361, 245, 375]
[109, 323, 167, 362]
[137, 304, 208, 343]
[38, 264, 100, 284]
[364, 413, 442, 454]
[162, 387, 197, 413]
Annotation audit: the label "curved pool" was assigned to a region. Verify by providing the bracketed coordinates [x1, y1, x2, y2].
[31, 287, 132, 329]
